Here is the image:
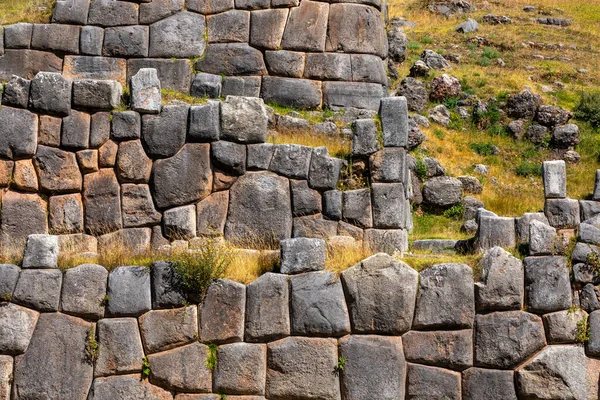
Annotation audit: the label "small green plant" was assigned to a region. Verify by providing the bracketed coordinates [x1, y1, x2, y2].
[415, 158, 428, 180]
[443, 203, 466, 219]
[1, 292, 11, 302]
[334, 356, 346, 376]
[86, 328, 100, 364]
[574, 91, 600, 129]
[420, 36, 433, 44]
[433, 128, 445, 140]
[515, 161, 543, 177]
[442, 97, 460, 110]
[587, 252, 600, 272]
[576, 317, 590, 343]
[469, 142, 496, 156]
[206, 344, 218, 371]
[408, 42, 421, 50]
[142, 356, 151, 379]
[482, 47, 499, 59]
[100, 294, 110, 307]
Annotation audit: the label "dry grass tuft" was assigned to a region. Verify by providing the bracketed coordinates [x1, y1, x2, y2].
[325, 240, 373, 275]
[268, 130, 352, 160]
[0, 0, 54, 24]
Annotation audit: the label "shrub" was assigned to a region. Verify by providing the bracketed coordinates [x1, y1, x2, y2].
[574, 91, 600, 129]
[443, 203, 465, 219]
[576, 317, 590, 343]
[515, 161, 542, 177]
[443, 97, 460, 110]
[469, 142, 496, 156]
[482, 46, 499, 59]
[415, 158, 428, 180]
[420, 36, 433, 44]
[434, 128, 445, 139]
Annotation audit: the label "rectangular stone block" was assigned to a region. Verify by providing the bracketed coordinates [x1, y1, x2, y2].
[261, 76, 322, 109]
[371, 183, 407, 229]
[381, 96, 409, 147]
[4, 23, 32, 49]
[103, 26, 149, 57]
[64, 56, 127, 85]
[305, 52, 351, 81]
[80, 26, 104, 56]
[127, 58, 192, 93]
[323, 81, 384, 111]
[542, 160, 566, 198]
[222, 76, 261, 98]
[31, 24, 80, 54]
[0, 50, 63, 81]
[53, 0, 91, 25]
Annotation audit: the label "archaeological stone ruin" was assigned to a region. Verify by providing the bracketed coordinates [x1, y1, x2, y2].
[1, 0, 600, 399]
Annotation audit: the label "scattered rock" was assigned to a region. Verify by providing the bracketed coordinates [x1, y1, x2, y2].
[430, 74, 461, 101]
[456, 18, 478, 33]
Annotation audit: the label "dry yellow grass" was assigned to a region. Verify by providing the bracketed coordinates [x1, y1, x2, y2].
[0, 0, 54, 24]
[268, 130, 352, 159]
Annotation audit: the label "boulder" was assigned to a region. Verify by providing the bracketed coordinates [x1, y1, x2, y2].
[387, 27, 408, 63]
[475, 247, 524, 311]
[220, 96, 268, 143]
[403, 330, 472, 371]
[506, 89, 541, 119]
[551, 123, 579, 149]
[399, 77, 428, 113]
[12, 269, 62, 311]
[422, 176, 462, 207]
[95, 318, 145, 377]
[149, 11, 206, 57]
[0, 303, 38, 355]
[148, 343, 212, 392]
[199, 279, 245, 344]
[526, 124, 548, 145]
[524, 256, 572, 313]
[406, 364, 461, 400]
[280, 237, 326, 274]
[456, 18, 478, 33]
[213, 343, 266, 395]
[536, 104, 573, 127]
[420, 49, 450, 69]
[139, 306, 197, 354]
[428, 104, 451, 126]
[61, 264, 108, 319]
[106, 266, 151, 317]
[430, 74, 461, 101]
[474, 311, 545, 368]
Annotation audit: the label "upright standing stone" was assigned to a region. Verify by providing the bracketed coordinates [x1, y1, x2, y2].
[199, 279, 245, 344]
[381, 96, 409, 147]
[189, 101, 221, 142]
[245, 273, 290, 342]
[130, 68, 161, 114]
[542, 160, 567, 198]
[21, 234, 58, 269]
[352, 119, 380, 156]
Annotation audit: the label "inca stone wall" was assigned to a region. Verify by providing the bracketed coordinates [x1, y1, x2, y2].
[0, 0, 388, 110]
[1, 235, 599, 399]
[0, 68, 410, 255]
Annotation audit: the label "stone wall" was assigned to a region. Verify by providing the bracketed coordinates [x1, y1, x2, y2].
[1, 234, 599, 399]
[0, 0, 389, 110]
[0, 69, 410, 255]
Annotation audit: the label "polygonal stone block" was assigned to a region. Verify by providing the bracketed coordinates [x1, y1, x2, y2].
[106, 266, 151, 317]
[95, 318, 145, 377]
[61, 264, 108, 319]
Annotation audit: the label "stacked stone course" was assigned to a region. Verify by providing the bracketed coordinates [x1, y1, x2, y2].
[1, 236, 599, 398]
[0, 0, 389, 110]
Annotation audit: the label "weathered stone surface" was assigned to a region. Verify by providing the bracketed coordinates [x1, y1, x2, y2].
[116, 140, 151, 184]
[413, 263, 475, 329]
[304, 52, 351, 81]
[220, 96, 268, 143]
[545, 198, 581, 228]
[149, 11, 206, 57]
[293, 214, 338, 239]
[323, 190, 342, 220]
[61, 110, 90, 150]
[63, 56, 126, 85]
[544, 309, 587, 344]
[163, 204, 196, 239]
[29, 72, 72, 116]
[266, 337, 340, 400]
[327, 4, 386, 57]
[13, 313, 93, 400]
[77, 149, 99, 173]
[2, 75, 30, 108]
[143, 105, 189, 158]
[265, 50, 305, 78]
[152, 143, 212, 209]
[423, 176, 463, 207]
[406, 364, 461, 400]
[529, 219, 557, 255]
[187, 0, 234, 13]
[0, 106, 38, 160]
[73, 79, 122, 110]
[89, 375, 172, 400]
[517, 345, 599, 400]
[121, 184, 161, 228]
[262, 76, 323, 109]
[463, 368, 517, 400]
[290, 180, 321, 217]
[308, 147, 341, 191]
[0, 49, 63, 82]
[95, 318, 144, 377]
[323, 81, 384, 111]
[90, 112, 110, 148]
[80, 26, 104, 56]
[341, 253, 418, 334]
[290, 271, 350, 336]
[189, 101, 221, 142]
[0, 303, 38, 355]
[212, 141, 246, 175]
[199, 279, 245, 343]
[381, 96, 409, 147]
[542, 160, 567, 198]
[196, 43, 266, 76]
[222, 76, 261, 97]
[193, 191, 227, 236]
[249, 9, 287, 49]
[524, 256, 572, 313]
[128, 58, 191, 93]
[214, 343, 266, 395]
[280, 1, 328, 52]
[476, 247, 524, 311]
[0, 192, 48, 243]
[339, 335, 405, 400]
[150, 261, 185, 309]
[0, 264, 20, 299]
[225, 172, 292, 243]
[372, 183, 407, 229]
[475, 215, 517, 252]
[588, 310, 600, 355]
[370, 148, 407, 184]
[351, 54, 387, 84]
[351, 119, 379, 156]
[280, 238, 326, 274]
[107, 266, 151, 316]
[207, 10, 249, 43]
[0, 355, 12, 400]
[140, 0, 185, 24]
[58, 233, 98, 255]
[22, 234, 58, 269]
[87, 0, 138, 26]
[131, 68, 161, 114]
[53, 0, 90, 24]
[12, 269, 62, 311]
[3, 23, 32, 49]
[61, 264, 107, 319]
[83, 169, 122, 234]
[475, 311, 546, 368]
[342, 189, 373, 228]
[403, 330, 472, 370]
[38, 115, 62, 147]
[139, 306, 197, 354]
[245, 273, 290, 342]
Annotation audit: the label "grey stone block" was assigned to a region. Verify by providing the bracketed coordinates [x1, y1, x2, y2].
[88, 0, 139, 26]
[524, 256, 572, 313]
[544, 309, 588, 344]
[579, 222, 600, 245]
[150, 261, 186, 309]
[235, 0, 268, 9]
[89, 374, 172, 400]
[308, 147, 342, 191]
[128, 58, 191, 93]
[342, 189, 373, 228]
[542, 160, 566, 198]
[352, 119, 380, 156]
[372, 183, 407, 229]
[163, 204, 197, 239]
[90, 112, 110, 148]
[292, 214, 338, 239]
[247, 143, 274, 170]
[261, 76, 322, 109]
[199, 279, 245, 344]
[339, 335, 405, 400]
[186, 0, 234, 13]
[475, 311, 545, 368]
[245, 273, 290, 342]
[83, 169, 122, 234]
[196, 43, 266, 75]
[250, 9, 288, 49]
[545, 198, 580, 228]
[280, 237, 326, 274]
[222, 76, 261, 97]
[148, 342, 212, 392]
[139, 306, 197, 354]
[266, 337, 340, 400]
[63, 55, 126, 84]
[323, 81, 384, 111]
[403, 329, 472, 370]
[31, 24, 80, 54]
[22, 234, 58, 269]
[207, 10, 249, 43]
[0, 192, 48, 244]
[475, 215, 516, 252]
[281, 1, 328, 52]
[221, 96, 268, 144]
[73, 79, 122, 110]
[304, 53, 351, 81]
[95, 318, 144, 377]
[342, 253, 417, 334]
[0, 106, 38, 160]
[0, 303, 38, 355]
[406, 364, 461, 400]
[103, 26, 148, 58]
[269, 144, 312, 179]
[191, 72, 222, 99]
[573, 263, 599, 285]
[290, 271, 350, 336]
[12, 313, 93, 400]
[0, 49, 63, 82]
[80, 26, 104, 55]
[529, 219, 556, 255]
[152, 143, 212, 209]
[111, 111, 141, 140]
[61, 264, 108, 319]
[2, 75, 30, 108]
[116, 140, 152, 183]
[580, 200, 600, 221]
[131, 68, 162, 114]
[61, 110, 90, 150]
[291, 180, 321, 217]
[323, 190, 342, 220]
[106, 266, 151, 317]
[264, 50, 305, 78]
[476, 247, 524, 311]
[212, 141, 246, 175]
[581, 283, 600, 313]
[462, 368, 517, 400]
[414, 263, 475, 329]
[351, 54, 387, 84]
[515, 212, 550, 245]
[370, 147, 407, 183]
[588, 310, 600, 356]
[12, 269, 62, 312]
[0, 264, 20, 299]
[143, 104, 189, 158]
[381, 96, 409, 147]
[29, 72, 72, 116]
[4, 23, 32, 49]
[53, 0, 91, 24]
[195, 191, 227, 236]
[189, 101, 221, 142]
[140, 0, 185, 24]
[214, 343, 266, 395]
[571, 242, 599, 264]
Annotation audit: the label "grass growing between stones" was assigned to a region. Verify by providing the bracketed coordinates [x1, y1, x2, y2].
[325, 241, 373, 275]
[0, 0, 54, 24]
[268, 130, 352, 160]
[399, 251, 483, 272]
[161, 89, 209, 106]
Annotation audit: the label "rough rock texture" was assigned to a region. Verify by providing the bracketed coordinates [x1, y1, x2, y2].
[0, 303, 39, 355]
[524, 256, 572, 314]
[61, 263, 107, 319]
[139, 306, 197, 354]
[406, 364, 461, 400]
[214, 343, 266, 395]
[199, 279, 245, 344]
[280, 238, 326, 274]
[95, 318, 144, 377]
[475, 247, 524, 311]
[148, 343, 212, 392]
[245, 273, 290, 342]
[106, 266, 151, 317]
[462, 368, 517, 400]
[403, 329, 472, 371]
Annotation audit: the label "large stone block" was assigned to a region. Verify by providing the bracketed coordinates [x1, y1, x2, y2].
[196, 43, 266, 75]
[0, 50, 62, 82]
[545, 198, 580, 228]
[148, 343, 212, 392]
[462, 368, 517, 400]
[128, 58, 192, 93]
[2, 75, 31, 108]
[131, 68, 162, 115]
[13, 313, 93, 400]
[475, 311, 546, 369]
[250, 9, 288, 49]
[122, 184, 162, 227]
[413, 263, 475, 329]
[339, 335, 405, 400]
[214, 343, 266, 395]
[372, 183, 407, 229]
[292, 214, 338, 239]
[207, 10, 249, 43]
[21, 234, 58, 269]
[116, 140, 152, 183]
[49, 194, 84, 234]
[62, 110, 91, 150]
[323, 81, 384, 111]
[163, 204, 196, 239]
[140, 0, 185, 24]
[0, 264, 20, 300]
[187, 0, 234, 13]
[265, 50, 305, 78]
[3, 23, 32, 49]
[225, 171, 292, 244]
[542, 160, 567, 198]
[73, 79, 122, 111]
[95, 318, 145, 377]
[80, 26, 104, 56]
[544, 309, 588, 344]
[149, 11, 206, 57]
[326, 4, 387, 57]
[139, 306, 197, 355]
[308, 147, 341, 191]
[475, 215, 516, 252]
[342, 253, 418, 334]
[290, 271, 350, 336]
[281, 1, 329, 52]
[245, 273, 290, 342]
[403, 330, 472, 371]
[222, 76, 261, 97]
[406, 364, 461, 400]
[475, 246, 524, 311]
[0, 355, 12, 400]
[261, 76, 322, 109]
[381, 96, 409, 147]
[106, 266, 151, 317]
[88, 0, 139, 26]
[524, 256, 572, 313]
[0, 191, 48, 244]
[61, 264, 108, 319]
[199, 279, 245, 343]
[280, 237, 326, 274]
[189, 101, 221, 142]
[220, 96, 268, 143]
[269, 144, 312, 179]
[12, 269, 62, 312]
[64, 55, 126, 85]
[90, 112, 110, 148]
[370, 147, 407, 183]
[304, 53, 351, 81]
[83, 169, 122, 234]
[0, 303, 38, 355]
[152, 143, 212, 209]
[12, 159, 38, 192]
[89, 375, 172, 400]
[142, 104, 188, 157]
[266, 337, 340, 400]
[342, 189, 373, 228]
[53, 0, 91, 24]
[0, 106, 38, 160]
[150, 261, 186, 309]
[351, 54, 387, 84]
[29, 72, 72, 116]
[31, 24, 80, 54]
